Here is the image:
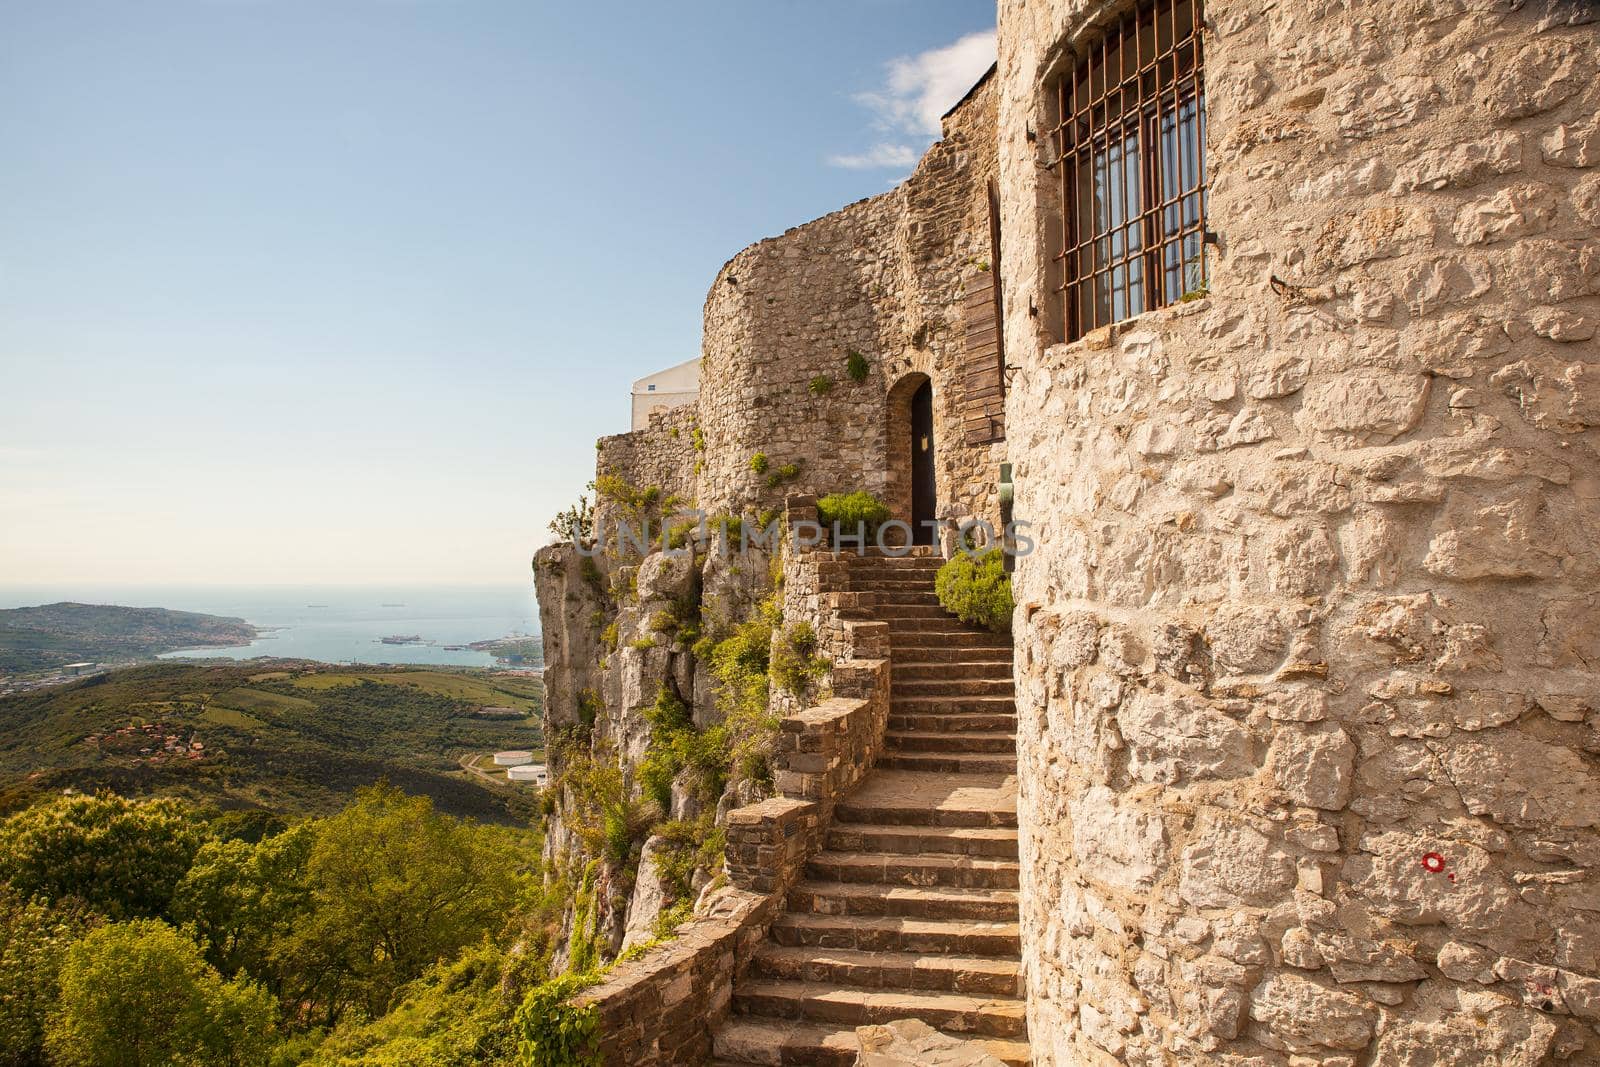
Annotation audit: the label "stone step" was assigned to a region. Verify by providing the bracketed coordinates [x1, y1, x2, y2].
[885, 730, 1018, 754]
[888, 617, 1009, 633]
[733, 980, 1028, 1039]
[835, 770, 1017, 828]
[894, 660, 1013, 682]
[871, 592, 944, 606]
[846, 574, 943, 588]
[893, 645, 1014, 662]
[770, 913, 1021, 956]
[891, 631, 1012, 649]
[712, 1018, 1031, 1067]
[877, 752, 1018, 774]
[894, 678, 1015, 697]
[843, 551, 942, 564]
[786, 880, 1020, 921]
[826, 823, 1019, 858]
[750, 944, 1023, 997]
[889, 712, 1018, 733]
[891, 695, 1017, 715]
[876, 603, 954, 617]
[807, 850, 1020, 890]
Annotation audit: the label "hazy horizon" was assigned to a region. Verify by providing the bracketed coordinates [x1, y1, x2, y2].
[1, 1, 996, 587]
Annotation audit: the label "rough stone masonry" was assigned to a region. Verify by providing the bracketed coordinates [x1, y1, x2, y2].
[997, 0, 1600, 1063]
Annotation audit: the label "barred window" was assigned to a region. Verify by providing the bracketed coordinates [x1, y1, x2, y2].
[1047, 0, 1208, 341]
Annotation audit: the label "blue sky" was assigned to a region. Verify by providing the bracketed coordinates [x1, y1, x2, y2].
[0, 0, 995, 587]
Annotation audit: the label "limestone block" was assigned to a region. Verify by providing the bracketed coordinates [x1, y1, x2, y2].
[1527, 306, 1597, 342]
[855, 1019, 1008, 1067]
[1268, 723, 1356, 810]
[1207, 604, 1288, 675]
[1313, 206, 1434, 272]
[1452, 183, 1558, 246]
[1390, 130, 1522, 193]
[1314, 933, 1427, 984]
[1072, 785, 1173, 890]
[1344, 830, 1540, 941]
[1542, 117, 1600, 168]
[1179, 813, 1295, 909]
[1330, 75, 1437, 139]
[1423, 491, 1562, 581]
[1291, 158, 1390, 202]
[1437, 940, 1496, 984]
[1575, 174, 1600, 227]
[1248, 974, 1375, 1052]
[1297, 372, 1430, 443]
[1370, 1006, 1557, 1065]
[1485, 38, 1588, 119]
[1266, 519, 1339, 596]
[1432, 733, 1600, 830]
[1118, 688, 1254, 785]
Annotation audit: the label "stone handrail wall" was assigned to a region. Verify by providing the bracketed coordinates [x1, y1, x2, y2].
[556, 500, 897, 1066]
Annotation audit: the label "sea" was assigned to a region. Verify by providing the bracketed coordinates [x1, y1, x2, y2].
[0, 585, 540, 670]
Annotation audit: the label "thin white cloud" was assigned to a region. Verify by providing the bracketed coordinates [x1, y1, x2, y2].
[827, 143, 920, 170]
[828, 29, 997, 169]
[858, 30, 997, 137]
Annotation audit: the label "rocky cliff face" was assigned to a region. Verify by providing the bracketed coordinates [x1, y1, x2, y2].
[533, 519, 783, 965]
[996, 0, 1600, 1062]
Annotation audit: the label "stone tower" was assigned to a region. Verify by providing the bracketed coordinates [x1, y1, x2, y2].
[997, 0, 1600, 1062]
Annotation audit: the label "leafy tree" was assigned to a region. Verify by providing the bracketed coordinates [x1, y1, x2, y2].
[281, 784, 521, 1021]
[0, 794, 203, 919]
[0, 885, 95, 1067]
[300, 941, 526, 1067]
[170, 823, 314, 993]
[44, 919, 277, 1067]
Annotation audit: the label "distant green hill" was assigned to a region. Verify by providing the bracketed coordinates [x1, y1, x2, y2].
[0, 661, 544, 823]
[0, 602, 259, 672]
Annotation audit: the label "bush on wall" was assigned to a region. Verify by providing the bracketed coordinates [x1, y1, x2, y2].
[934, 549, 1014, 634]
[816, 492, 891, 536]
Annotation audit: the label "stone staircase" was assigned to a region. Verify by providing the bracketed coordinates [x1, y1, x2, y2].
[712, 552, 1028, 1066]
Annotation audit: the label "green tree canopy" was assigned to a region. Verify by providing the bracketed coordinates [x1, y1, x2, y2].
[283, 784, 522, 1021]
[169, 823, 315, 994]
[44, 919, 277, 1067]
[0, 794, 203, 919]
[0, 885, 95, 1067]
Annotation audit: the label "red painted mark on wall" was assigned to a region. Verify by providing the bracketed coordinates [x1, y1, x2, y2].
[1421, 852, 1456, 883]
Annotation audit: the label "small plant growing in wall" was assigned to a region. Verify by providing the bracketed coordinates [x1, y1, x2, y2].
[808, 374, 834, 397]
[816, 491, 891, 537]
[934, 548, 1015, 634]
[845, 349, 870, 383]
[749, 452, 769, 475]
[771, 621, 829, 696]
[766, 461, 801, 489]
[690, 426, 705, 452]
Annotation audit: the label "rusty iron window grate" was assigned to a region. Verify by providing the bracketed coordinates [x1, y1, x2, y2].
[1047, 0, 1208, 341]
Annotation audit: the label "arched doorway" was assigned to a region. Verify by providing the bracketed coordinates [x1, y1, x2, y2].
[910, 379, 936, 544]
[886, 372, 938, 547]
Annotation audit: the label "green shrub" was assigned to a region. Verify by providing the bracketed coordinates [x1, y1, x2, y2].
[770, 621, 829, 696]
[514, 971, 600, 1067]
[690, 427, 705, 452]
[845, 350, 870, 382]
[816, 492, 891, 536]
[934, 550, 1014, 634]
[748, 453, 769, 474]
[765, 462, 801, 489]
[808, 375, 833, 396]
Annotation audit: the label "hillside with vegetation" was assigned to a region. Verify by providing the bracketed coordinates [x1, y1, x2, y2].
[0, 662, 544, 822]
[0, 787, 572, 1067]
[0, 603, 259, 673]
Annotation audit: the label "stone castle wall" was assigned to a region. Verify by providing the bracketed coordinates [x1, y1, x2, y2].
[997, 0, 1600, 1063]
[695, 75, 1009, 538]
